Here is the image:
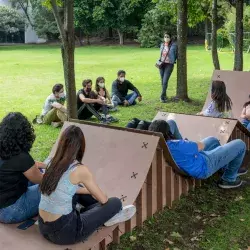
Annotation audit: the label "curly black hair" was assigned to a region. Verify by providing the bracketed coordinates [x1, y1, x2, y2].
[0, 112, 36, 160]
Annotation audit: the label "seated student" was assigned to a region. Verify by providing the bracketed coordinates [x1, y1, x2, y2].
[77, 79, 117, 123]
[0, 112, 44, 224]
[148, 120, 247, 189]
[197, 80, 232, 118]
[40, 83, 68, 128]
[241, 100, 250, 131]
[94, 76, 117, 111]
[111, 70, 142, 107]
[38, 125, 136, 245]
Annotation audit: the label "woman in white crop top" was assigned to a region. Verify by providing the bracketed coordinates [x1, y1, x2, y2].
[38, 125, 136, 245]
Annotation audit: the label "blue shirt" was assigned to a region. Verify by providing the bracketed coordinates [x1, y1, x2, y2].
[167, 140, 208, 179]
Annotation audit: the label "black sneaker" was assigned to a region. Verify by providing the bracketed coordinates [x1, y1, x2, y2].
[218, 178, 243, 189]
[237, 168, 248, 176]
[106, 115, 119, 123]
[160, 98, 168, 103]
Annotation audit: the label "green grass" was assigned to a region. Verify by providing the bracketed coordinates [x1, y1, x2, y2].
[1, 45, 250, 249]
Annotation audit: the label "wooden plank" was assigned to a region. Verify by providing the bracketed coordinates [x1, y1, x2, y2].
[174, 174, 182, 201]
[182, 177, 189, 196]
[156, 148, 163, 211]
[100, 238, 107, 250]
[112, 227, 120, 245]
[188, 178, 195, 191]
[136, 190, 143, 227]
[146, 165, 153, 217]
[165, 165, 174, 207]
[125, 219, 132, 233]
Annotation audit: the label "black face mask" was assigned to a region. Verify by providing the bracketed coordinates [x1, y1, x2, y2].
[86, 88, 92, 93]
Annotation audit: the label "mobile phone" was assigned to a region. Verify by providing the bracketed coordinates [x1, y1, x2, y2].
[17, 219, 36, 230]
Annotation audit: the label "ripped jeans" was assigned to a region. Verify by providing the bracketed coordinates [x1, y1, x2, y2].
[200, 137, 246, 182]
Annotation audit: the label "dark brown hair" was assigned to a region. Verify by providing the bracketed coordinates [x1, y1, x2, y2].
[52, 84, 63, 94]
[95, 76, 106, 92]
[40, 125, 85, 195]
[211, 80, 232, 112]
[243, 101, 250, 108]
[148, 120, 175, 141]
[82, 79, 92, 87]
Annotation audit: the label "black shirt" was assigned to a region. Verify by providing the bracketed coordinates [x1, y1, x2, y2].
[111, 79, 141, 102]
[76, 89, 99, 119]
[0, 152, 35, 209]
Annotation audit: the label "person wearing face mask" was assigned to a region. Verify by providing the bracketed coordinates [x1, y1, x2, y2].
[156, 32, 178, 103]
[37, 83, 68, 128]
[111, 70, 142, 107]
[94, 77, 117, 112]
[77, 79, 118, 123]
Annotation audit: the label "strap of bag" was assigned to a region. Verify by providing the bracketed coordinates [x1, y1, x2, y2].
[159, 42, 172, 62]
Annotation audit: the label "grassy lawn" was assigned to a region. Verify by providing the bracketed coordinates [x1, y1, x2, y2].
[1, 45, 250, 249]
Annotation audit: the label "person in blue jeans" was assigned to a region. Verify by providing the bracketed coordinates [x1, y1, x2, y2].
[0, 112, 45, 223]
[148, 120, 247, 189]
[111, 70, 142, 107]
[156, 32, 177, 103]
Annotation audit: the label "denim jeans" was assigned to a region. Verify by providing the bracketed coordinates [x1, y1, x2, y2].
[242, 118, 250, 131]
[0, 184, 40, 223]
[38, 195, 122, 245]
[200, 137, 246, 182]
[159, 63, 174, 100]
[167, 119, 183, 139]
[112, 91, 138, 106]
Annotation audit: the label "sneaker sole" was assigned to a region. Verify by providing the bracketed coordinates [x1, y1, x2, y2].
[104, 205, 136, 227]
[218, 180, 243, 189]
[237, 170, 248, 176]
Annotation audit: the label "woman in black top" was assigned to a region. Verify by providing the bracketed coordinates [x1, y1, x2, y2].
[0, 112, 44, 223]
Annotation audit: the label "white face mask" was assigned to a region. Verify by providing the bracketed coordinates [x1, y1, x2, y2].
[98, 82, 105, 88]
[119, 77, 125, 82]
[164, 37, 171, 43]
[58, 92, 65, 98]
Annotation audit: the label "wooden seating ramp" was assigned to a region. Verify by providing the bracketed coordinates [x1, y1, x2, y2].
[203, 70, 250, 120]
[0, 120, 201, 250]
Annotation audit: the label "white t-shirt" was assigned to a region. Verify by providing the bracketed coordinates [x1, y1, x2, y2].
[203, 101, 232, 118]
[41, 93, 66, 116]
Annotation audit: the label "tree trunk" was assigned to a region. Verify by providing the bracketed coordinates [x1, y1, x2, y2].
[51, 0, 77, 119]
[211, 0, 220, 70]
[234, 0, 243, 71]
[117, 30, 124, 45]
[87, 34, 90, 45]
[108, 27, 113, 38]
[205, 18, 209, 50]
[175, 0, 189, 101]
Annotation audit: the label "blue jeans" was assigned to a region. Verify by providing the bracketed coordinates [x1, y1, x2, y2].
[242, 119, 250, 131]
[0, 184, 40, 223]
[200, 137, 246, 182]
[112, 91, 138, 106]
[159, 63, 174, 100]
[167, 119, 183, 139]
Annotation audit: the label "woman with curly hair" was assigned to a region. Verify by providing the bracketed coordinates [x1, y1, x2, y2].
[0, 112, 44, 223]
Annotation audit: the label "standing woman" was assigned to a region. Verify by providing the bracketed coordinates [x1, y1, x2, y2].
[156, 32, 178, 103]
[0, 112, 44, 223]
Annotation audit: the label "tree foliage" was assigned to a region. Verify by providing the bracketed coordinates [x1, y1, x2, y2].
[0, 6, 24, 34]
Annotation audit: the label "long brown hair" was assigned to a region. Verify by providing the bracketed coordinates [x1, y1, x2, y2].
[211, 80, 232, 112]
[95, 76, 106, 92]
[40, 125, 86, 195]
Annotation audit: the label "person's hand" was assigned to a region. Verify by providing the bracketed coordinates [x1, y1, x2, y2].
[124, 100, 129, 106]
[35, 161, 46, 169]
[97, 99, 105, 105]
[138, 96, 142, 102]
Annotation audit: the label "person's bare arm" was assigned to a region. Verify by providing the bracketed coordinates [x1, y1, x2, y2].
[73, 165, 108, 204]
[196, 142, 205, 151]
[76, 187, 91, 195]
[51, 102, 67, 113]
[79, 94, 104, 104]
[35, 161, 47, 169]
[241, 107, 247, 119]
[23, 165, 43, 184]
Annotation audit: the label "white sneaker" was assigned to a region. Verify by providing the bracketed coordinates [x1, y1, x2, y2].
[51, 122, 63, 128]
[104, 205, 136, 227]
